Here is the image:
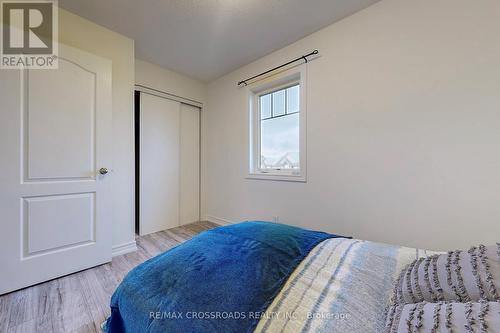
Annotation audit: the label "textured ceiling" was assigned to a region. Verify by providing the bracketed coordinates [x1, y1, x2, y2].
[59, 0, 380, 82]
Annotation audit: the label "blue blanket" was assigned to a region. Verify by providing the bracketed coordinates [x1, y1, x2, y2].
[103, 221, 342, 333]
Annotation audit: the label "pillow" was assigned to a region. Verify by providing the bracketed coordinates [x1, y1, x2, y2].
[392, 244, 500, 304]
[385, 301, 500, 333]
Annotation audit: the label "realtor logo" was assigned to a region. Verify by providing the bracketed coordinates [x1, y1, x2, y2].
[1, 0, 58, 68]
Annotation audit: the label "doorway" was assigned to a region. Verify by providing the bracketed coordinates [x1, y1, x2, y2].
[0, 45, 113, 294]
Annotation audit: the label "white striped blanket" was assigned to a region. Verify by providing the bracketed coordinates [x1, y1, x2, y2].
[255, 238, 439, 333]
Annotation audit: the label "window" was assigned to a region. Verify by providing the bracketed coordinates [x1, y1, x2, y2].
[260, 85, 300, 170]
[248, 67, 306, 181]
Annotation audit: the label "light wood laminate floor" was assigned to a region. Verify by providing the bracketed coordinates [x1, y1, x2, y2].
[0, 221, 219, 333]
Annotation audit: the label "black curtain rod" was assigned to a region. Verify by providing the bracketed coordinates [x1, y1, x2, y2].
[237, 50, 319, 87]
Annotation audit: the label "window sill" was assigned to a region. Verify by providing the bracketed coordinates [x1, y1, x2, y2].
[246, 172, 306, 183]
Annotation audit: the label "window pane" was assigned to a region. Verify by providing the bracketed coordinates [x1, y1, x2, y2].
[260, 94, 271, 119]
[260, 113, 299, 169]
[287, 85, 299, 114]
[272, 89, 285, 116]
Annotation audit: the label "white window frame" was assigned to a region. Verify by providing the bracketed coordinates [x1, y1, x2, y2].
[247, 65, 307, 182]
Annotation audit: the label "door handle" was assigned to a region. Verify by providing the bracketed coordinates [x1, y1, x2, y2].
[99, 167, 109, 175]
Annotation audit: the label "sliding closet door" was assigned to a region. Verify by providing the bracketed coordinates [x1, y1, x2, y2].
[180, 104, 200, 225]
[140, 93, 181, 235]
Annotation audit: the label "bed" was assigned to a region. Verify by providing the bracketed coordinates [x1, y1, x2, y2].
[102, 222, 433, 333]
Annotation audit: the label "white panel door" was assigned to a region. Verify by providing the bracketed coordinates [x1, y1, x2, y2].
[180, 104, 200, 225]
[0, 44, 112, 294]
[140, 93, 181, 235]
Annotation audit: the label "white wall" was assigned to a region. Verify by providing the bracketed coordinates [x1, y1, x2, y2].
[203, 0, 500, 251]
[59, 9, 136, 253]
[135, 59, 206, 103]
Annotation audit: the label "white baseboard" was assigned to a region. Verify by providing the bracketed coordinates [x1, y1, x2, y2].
[204, 215, 235, 226]
[179, 219, 202, 227]
[112, 241, 137, 257]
